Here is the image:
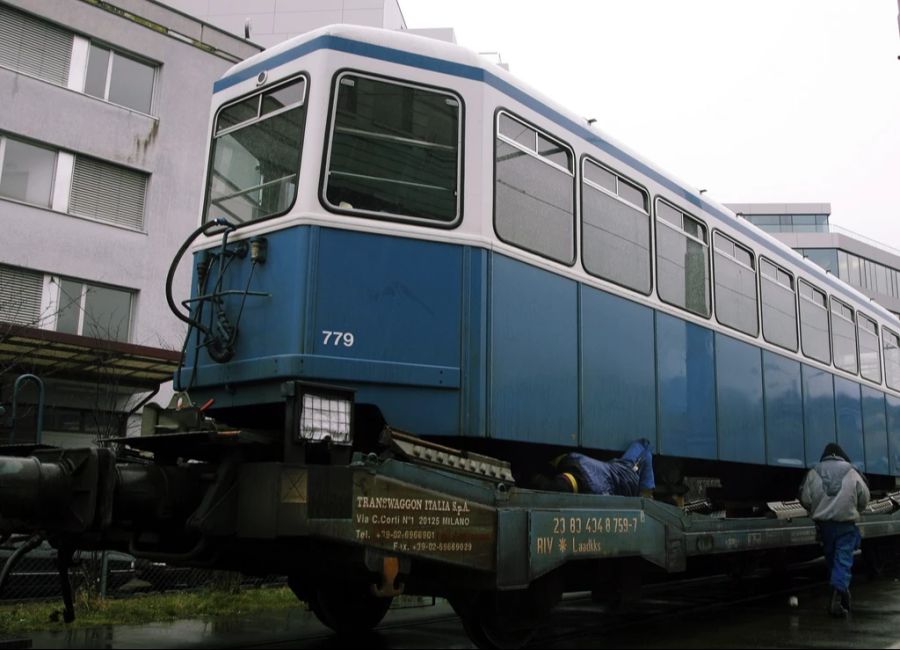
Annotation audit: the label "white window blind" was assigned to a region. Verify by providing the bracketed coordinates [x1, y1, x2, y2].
[69, 156, 147, 230]
[0, 5, 73, 86]
[0, 264, 43, 326]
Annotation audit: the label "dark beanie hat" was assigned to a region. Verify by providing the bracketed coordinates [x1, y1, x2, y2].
[821, 443, 851, 462]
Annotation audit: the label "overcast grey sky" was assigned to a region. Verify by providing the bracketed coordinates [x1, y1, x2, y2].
[401, 1, 900, 248]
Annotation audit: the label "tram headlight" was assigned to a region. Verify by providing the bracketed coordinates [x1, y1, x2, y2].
[299, 393, 352, 445]
[285, 382, 354, 446]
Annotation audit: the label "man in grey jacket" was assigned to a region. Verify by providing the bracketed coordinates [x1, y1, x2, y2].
[799, 443, 870, 617]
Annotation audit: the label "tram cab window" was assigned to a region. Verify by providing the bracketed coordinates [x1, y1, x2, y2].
[712, 233, 758, 336]
[760, 259, 798, 351]
[883, 328, 900, 391]
[798, 279, 831, 364]
[831, 298, 858, 374]
[581, 159, 650, 293]
[655, 199, 710, 318]
[495, 111, 575, 264]
[858, 314, 882, 383]
[324, 74, 461, 224]
[205, 76, 307, 225]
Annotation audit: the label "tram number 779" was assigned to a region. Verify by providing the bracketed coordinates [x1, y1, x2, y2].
[322, 330, 355, 347]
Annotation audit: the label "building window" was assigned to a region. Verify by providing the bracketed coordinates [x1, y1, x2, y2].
[581, 159, 651, 293]
[656, 199, 710, 317]
[0, 5, 73, 86]
[759, 258, 798, 351]
[712, 232, 758, 336]
[0, 135, 56, 207]
[858, 314, 881, 384]
[831, 298, 858, 374]
[744, 213, 829, 234]
[69, 156, 147, 230]
[84, 44, 156, 114]
[800, 249, 839, 276]
[884, 329, 900, 391]
[835, 249, 900, 299]
[798, 280, 830, 364]
[325, 74, 460, 224]
[55, 278, 133, 342]
[495, 111, 575, 264]
[0, 264, 43, 326]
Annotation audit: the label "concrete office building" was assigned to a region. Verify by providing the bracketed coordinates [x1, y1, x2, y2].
[163, 0, 408, 48]
[728, 203, 900, 318]
[161, 0, 458, 45]
[0, 0, 260, 446]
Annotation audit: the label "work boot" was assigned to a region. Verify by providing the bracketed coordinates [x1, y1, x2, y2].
[840, 589, 851, 612]
[829, 589, 848, 617]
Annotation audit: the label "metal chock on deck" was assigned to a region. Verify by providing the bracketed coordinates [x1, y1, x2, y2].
[380, 427, 514, 483]
[766, 500, 809, 520]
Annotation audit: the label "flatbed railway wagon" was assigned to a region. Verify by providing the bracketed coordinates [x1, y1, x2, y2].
[4, 25, 900, 649]
[3, 426, 900, 648]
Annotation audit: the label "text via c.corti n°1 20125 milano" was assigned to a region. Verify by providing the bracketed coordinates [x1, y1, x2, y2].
[353, 476, 496, 570]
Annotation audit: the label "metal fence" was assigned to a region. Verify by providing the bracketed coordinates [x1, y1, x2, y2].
[0, 538, 285, 602]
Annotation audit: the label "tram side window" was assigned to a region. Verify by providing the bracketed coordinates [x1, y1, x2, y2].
[655, 200, 710, 317]
[798, 280, 831, 364]
[325, 74, 461, 223]
[712, 233, 758, 336]
[581, 159, 651, 293]
[831, 299, 858, 374]
[884, 329, 900, 391]
[206, 76, 307, 225]
[495, 112, 575, 264]
[760, 259, 798, 351]
[858, 314, 882, 383]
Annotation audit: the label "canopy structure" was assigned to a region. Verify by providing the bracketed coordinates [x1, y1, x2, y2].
[0, 322, 180, 390]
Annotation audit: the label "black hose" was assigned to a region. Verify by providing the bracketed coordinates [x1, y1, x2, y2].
[165, 219, 236, 328]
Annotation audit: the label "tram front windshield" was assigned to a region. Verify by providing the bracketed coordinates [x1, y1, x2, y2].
[205, 76, 307, 225]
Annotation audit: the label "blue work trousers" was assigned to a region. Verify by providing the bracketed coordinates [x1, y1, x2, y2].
[619, 438, 655, 491]
[818, 521, 861, 593]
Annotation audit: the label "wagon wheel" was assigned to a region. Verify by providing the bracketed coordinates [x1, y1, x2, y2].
[452, 577, 561, 650]
[289, 577, 392, 635]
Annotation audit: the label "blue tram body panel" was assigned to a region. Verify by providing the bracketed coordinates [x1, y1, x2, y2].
[655, 312, 717, 460]
[310, 228, 464, 436]
[183, 226, 465, 435]
[714, 334, 764, 464]
[802, 364, 837, 466]
[861, 386, 889, 476]
[581, 288, 657, 453]
[886, 395, 900, 475]
[181, 226, 311, 391]
[489, 255, 579, 445]
[834, 376, 865, 468]
[762, 351, 805, 468]
[179, 221, 900, 475]
[460, 247, 489, 439]
[310, 228, 462, 372]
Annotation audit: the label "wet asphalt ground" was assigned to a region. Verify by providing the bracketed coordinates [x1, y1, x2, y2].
[8, 569, 900, 648]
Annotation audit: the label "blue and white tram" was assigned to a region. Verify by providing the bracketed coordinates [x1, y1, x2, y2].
[180, 24, 900, 496]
